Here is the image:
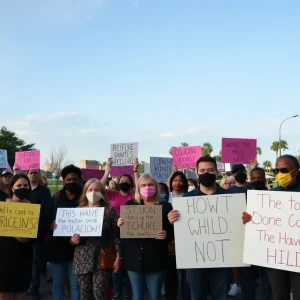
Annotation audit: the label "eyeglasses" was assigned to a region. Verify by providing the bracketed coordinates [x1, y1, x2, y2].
[273, 168, 292, 174]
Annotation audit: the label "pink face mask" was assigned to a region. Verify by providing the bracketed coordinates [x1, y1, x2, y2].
[140, 186, 156, 199]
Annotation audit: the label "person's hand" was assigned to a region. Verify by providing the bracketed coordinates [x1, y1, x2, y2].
[50, 221, 57, 230]
[156, 230, 167, 240]
[249, 159, 258, 168]
[168, 210, 180, 224]
[15, 237, 28, 243]
[117, 218, 124, 227]
[71, 234, 80, 245]
[133, 158, 139, 172]
[105, 158, 113, 171]
[13, 163, 19, 171]
[113, 256, 121, 273]
[242, 212, 252, 224]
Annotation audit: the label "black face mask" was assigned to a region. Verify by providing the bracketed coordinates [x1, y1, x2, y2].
[251, 181, 267, 190]
[119, 182, 131, 192]
[235, 173, 247, 184]
[13, 188, 31, 200]
[198, 173, 216, 187]
[64, 182, 81, 194]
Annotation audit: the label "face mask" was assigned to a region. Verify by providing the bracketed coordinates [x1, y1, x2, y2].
[251, 181, 266, 190]
[65, 182, 81, 194]
[276, 173, 294, 189]
[119, 182, 131, 192]
[198, 173, 216, 188]
[235, 173, 247, 184]
[160, 193, 167, 200]
[188, 186, 195, 192]
[13, 188, 31, 200]
[140, 186, 156, 199]
[86, 191, 103, 204]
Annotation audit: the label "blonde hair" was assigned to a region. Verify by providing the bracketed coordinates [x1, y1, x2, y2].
[220, 177, 230, 188]
[108, 180, 118, 191]
[134, 173, 161, 204]
[79, 178, 110, 211]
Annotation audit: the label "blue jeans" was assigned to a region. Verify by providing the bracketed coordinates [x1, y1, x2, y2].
[240, 266, 272, 300]
[51, 261, 80, 300]
[112, 269, 131, 297]
[127, 270, 165, 300]
[186, 268, 229, 300]
[29, 242, 41, 293]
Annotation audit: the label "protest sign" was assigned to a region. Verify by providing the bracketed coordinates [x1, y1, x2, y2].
[244, 190, 300, 272]
[111, 143, 138, 166]
[172, 194, 248, 269]
[221, 138, 256, 164]
[217, 162, 225, 172]
[15, 150, 40, 170]
[54, 207, 105, 237]
[110, 165, 133, 177]
[0, 202, 41, 238]
[186, 170, 197, 180]
[172, 146, 202, 169]
[150, 157, 173, 183]
[81, 169, 105, 180]
[0, 149, 7, 168]
[120, 205, 162, 238]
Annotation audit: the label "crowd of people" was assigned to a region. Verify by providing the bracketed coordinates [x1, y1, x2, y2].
[0, 153, 299, 300]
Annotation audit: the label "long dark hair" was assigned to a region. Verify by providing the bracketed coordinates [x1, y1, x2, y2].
[159, 182, 170, 201]
[277, 154, 300, 183]
[169, 171, 188, 193]
[8, 174, 32, 198]
[118, 174, 134, 188]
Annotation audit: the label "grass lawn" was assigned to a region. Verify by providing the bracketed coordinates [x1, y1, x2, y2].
[48, 184, 63, 195]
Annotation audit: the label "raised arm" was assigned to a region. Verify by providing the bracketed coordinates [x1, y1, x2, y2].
[133, 158, 139, 189]
[100, 158, 112, 186]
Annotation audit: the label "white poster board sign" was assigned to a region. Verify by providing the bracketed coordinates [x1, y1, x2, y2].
[110, 142, 138, 166]
[0, 149, 8, 169]
[244, 190, 300, 273]
[172, 193, 248, 268]
[54, 207, 105, 237]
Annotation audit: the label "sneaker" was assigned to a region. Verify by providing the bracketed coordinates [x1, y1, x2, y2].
[228, 283, 241, 297]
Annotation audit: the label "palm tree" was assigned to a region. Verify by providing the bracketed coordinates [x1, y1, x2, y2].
[270, 140, 289, 158]
[213, 150, 222, 162]
[202, 142, 213, 156]
[169, 142, 189, 155]
[256, 147, 262, 156]
[296, 155, 300, 164]
[263, 160, 272, 171]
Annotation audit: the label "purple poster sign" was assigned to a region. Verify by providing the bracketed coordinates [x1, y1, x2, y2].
[81, 169, 105, 180]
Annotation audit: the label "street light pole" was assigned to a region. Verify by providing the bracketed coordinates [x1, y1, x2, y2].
[279, 114, 299, 157]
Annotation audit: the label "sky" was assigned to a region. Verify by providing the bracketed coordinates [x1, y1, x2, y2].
[0, 0, 300, 168]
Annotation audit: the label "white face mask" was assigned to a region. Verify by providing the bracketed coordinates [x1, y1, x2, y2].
[86, 191, 103, 204]
[188, 186, 195, 192]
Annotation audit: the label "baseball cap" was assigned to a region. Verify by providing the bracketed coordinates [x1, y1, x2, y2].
[1, 170, 13, 177]
[231, 164, 246, 173]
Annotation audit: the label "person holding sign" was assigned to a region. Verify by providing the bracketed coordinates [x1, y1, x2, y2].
[71, 178, 121, 300]
[168, 156, 230, 300]
[0, 174, 35, 299]
[117, 174, 174, 300]
[243, 154, 300, 300]
[0, 169, 13, 200]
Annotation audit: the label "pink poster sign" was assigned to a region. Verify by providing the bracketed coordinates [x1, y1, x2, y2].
[171, 146, 202, 169]
[221, 138, 257, 164]
[110, 165, 134, 177]
[15, 150, 40, 170]
[81, 169, 105, 180]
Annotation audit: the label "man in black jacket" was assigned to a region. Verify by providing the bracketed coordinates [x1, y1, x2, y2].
[27, 169, 52, 300]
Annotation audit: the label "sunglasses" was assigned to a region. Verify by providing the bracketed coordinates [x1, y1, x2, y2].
[273, 168, 292, 174]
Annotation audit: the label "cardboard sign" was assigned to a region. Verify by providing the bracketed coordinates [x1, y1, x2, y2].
[0, 149, 7, 168]
[15, 150, 40, 170]
[244, 190, 300, 273]
[221, 138, 257, 164]
[110, 165, 133, 177]
[217, 162, 225, 172]
[54, 207, 105, 237]
[0, 202, 41, 238]
[172, 194, 248, 269]
[111, 143, 138, 166]
[172, 146, 202, 169]
[120, 205, 163, 238]
[81, 169, 105, 180]
[150, 157, 173, 183]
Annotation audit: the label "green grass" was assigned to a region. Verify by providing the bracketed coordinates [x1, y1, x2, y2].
[48, 184, 63, 195]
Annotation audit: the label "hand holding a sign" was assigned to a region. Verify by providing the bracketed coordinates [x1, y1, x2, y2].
[15, 237, 29, 243]
[105, 158, 113, 171]
[133, 158, 139, 172]
[50, 221, 57, 231]
[242, 212, 252, 224]
[71, 234, 80, 245]
[249, 158, 258, 168]
[117, 218, 124, 227]
[155, 230, 166, 240]
[168, 210, 180, 224]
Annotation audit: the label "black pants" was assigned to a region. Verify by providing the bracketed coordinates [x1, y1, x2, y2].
[267, 268, 300, 300]
[165, 255, 178, 300]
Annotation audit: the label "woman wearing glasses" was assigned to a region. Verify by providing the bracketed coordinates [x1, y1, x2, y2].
[243, 154, 300, 300]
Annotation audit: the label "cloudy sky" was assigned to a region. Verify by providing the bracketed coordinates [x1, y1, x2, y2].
[1, 0, 300, 167]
